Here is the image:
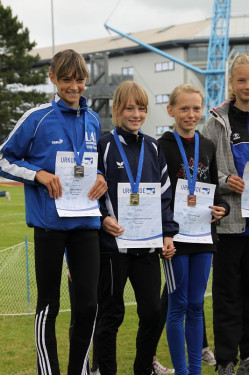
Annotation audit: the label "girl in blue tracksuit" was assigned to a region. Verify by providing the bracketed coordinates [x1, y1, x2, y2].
[0, 49, 107, 375]
[158, 84, 230, 375]
[96, 81, 179, 375]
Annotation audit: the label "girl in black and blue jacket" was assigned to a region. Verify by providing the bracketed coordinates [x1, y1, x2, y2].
[158, 84, 230, 375]
[96, 80, 178, 375]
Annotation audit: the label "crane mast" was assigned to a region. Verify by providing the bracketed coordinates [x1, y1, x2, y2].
[205, 0, 231, 117]
[105, 0, 231, 118]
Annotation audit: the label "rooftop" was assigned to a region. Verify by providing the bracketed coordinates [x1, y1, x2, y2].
[30, 15, 249, 61]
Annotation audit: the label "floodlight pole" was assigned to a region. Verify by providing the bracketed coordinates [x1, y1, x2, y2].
[51, 0, 56, 93]
[51, 0, 55, 57]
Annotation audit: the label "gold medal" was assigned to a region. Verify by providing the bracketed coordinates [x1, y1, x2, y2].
[74, 165, 84, 178]
[130, 193, 140, 206]
[187, 194, 196, 207]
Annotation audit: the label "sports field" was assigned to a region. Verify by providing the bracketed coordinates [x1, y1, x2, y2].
[0, 184, 215, 375]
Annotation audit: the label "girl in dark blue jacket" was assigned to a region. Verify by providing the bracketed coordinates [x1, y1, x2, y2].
[96, 81, 178, 375]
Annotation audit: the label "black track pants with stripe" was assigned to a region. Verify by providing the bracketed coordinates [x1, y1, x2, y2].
[34, 227, 100, 375]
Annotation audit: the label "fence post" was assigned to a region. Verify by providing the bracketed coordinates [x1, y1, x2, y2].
[25, 236, 31, 313]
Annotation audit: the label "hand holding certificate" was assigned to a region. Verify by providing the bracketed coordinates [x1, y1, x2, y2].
[173, 179, 216, 243]
[55, 151, 101, 217]
[241, 161, 249, 217]
[117, 183, 163, 248]
[113, 129, 163, 248]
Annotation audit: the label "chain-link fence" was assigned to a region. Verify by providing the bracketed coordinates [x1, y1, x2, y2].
[0, 242, 212, 315]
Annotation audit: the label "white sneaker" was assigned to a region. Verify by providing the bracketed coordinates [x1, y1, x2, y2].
[153, 357, 175, 375]
[237, 358, 249, 375]
[5, 192, 11, 201]
[91, 369, 101, 375]
[218, 362, 236, 375]
[202, 347, 216, 366]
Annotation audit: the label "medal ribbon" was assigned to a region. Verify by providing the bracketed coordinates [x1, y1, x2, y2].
[113, 128, 144, 194]
[52, 99, 87, 166]
[174, 130, 199, 195]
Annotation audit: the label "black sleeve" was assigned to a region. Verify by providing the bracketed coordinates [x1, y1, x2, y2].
[210, 146, 230, 217]
[97, 140, 110, 221]
[157, 143, 179, 237]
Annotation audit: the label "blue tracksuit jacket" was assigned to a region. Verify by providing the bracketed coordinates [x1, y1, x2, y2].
[97, 127, 179, 254]
[0, 94, 101, 230]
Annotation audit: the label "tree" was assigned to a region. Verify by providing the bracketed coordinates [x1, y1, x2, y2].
[0, 1, 49, 143]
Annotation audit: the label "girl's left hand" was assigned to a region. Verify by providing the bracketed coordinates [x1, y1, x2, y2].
[88, 174, 107, 200]
[210, 205, 226, 223]
[160, 237, 176, 260]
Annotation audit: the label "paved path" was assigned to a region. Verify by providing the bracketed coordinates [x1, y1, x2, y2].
[0, 177, 23, 186]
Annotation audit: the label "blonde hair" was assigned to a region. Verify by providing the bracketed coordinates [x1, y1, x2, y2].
[112, 81, 148, 126]
[229, 53, 249, 99]
[168, 84, 204, 107]
[50, 49, 89, 81]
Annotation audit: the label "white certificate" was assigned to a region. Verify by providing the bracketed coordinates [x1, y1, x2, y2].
[117, 183, 163, 248]
[173, 179, 216, 244]
[241, 161, 249, 218]
[55, 151, 101, 217]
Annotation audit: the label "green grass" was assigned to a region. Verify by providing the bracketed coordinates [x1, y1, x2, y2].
[0, 302, 215, 375]
[0, 185, 34, 250]
[0, 184, 216, 375]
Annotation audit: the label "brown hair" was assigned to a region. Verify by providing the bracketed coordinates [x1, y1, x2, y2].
[168, 84, 204, 107]
[112, 81, 148, 126]
[229, 53, 249, 99]
[50, 49, 89, 81]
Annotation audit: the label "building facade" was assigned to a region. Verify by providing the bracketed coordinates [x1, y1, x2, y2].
[31, 16, 249, 138]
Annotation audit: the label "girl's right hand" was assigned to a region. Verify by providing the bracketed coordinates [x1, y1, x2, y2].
[102, 216, 124, 237]
[35, 170, 62, 199]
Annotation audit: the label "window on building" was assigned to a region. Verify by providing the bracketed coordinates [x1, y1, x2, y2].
[156, 94, 170, 104]
[156, 126, 172, 136]
[155, 61, 175, 72]
[86, 63, 91, 73]
[187, 46, 208, 62]
[122, 66, 134, 76]
[86, 62, 99, 76]
[230, 44, 249, 54]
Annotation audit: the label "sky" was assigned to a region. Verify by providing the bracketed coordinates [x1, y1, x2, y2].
[1, 0, 249, 49]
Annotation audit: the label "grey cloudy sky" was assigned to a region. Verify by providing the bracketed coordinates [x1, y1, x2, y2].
[1, 0, 249, 49]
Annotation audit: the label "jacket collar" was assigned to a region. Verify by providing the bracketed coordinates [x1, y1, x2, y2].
[53, 93, 88, 112]
[209, 99, 235, 120]
[160, 130, 201, 143]
[115, 126, 143, 145]
[209, 99, 235, 136]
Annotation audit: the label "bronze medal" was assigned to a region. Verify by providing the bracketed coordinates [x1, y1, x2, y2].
[187, 194, 196, 207]
[74, 165, 84, 178]
[130, 193, 140, 206]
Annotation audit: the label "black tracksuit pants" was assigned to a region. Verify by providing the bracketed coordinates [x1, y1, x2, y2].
[96, 251, 161, 375]
[34, 227, 100, 375]
[213, 234, 249, 366]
